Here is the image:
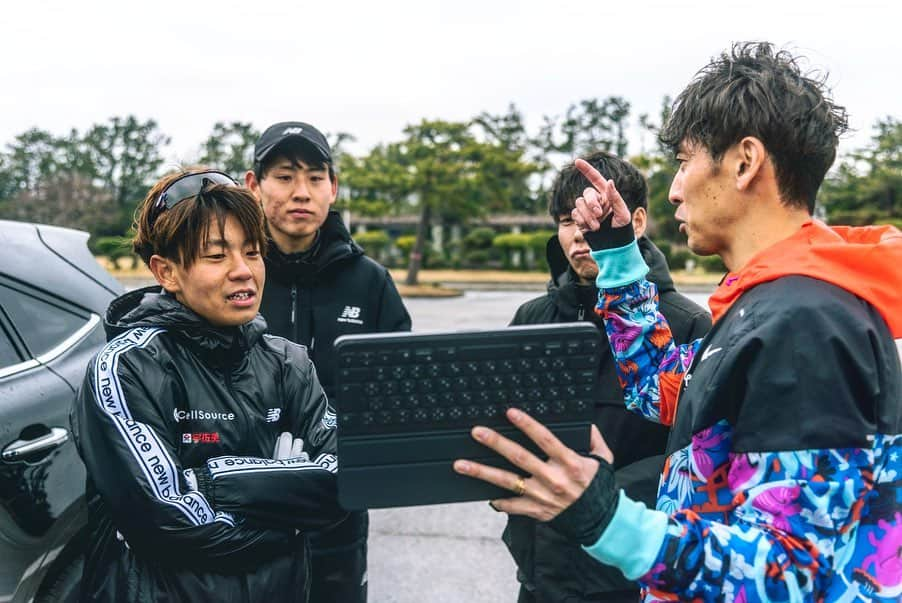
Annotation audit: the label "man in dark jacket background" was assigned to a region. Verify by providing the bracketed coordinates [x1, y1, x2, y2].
[246, 122, 411, 603]
[505, 151, 710, 603]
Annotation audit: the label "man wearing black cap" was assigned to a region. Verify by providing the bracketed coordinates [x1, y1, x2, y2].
[246, 121, 411, 603]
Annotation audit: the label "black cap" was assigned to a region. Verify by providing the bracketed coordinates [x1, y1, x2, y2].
[254, 121, 332, 166]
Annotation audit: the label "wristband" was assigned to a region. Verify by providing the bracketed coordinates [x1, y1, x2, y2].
[583, 214, 635, 251]
[548, 455, 618, 546]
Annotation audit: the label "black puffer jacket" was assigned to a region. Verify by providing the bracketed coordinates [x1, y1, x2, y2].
[260, 211, 410, 603]
[72, 287, 345, 603]
[260, 211, 411, 399]
[505, 236, 711, 602]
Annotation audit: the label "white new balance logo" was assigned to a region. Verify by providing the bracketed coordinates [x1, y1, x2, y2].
[282, 127, 303, 135]
[340, 306, 361, 319]
[337, 305, 364, 324]
[265, 408, 282, 422]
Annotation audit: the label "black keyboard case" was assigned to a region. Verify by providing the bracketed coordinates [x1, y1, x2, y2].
[334, 323, 602, 509]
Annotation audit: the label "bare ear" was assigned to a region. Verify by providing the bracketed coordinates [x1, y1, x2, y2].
[631, 207, 647, 239]
[244, 170, 260, 197]
[735, 136, 767, 192]
[149, 255, 181, 295]
[329, 173, 339, 207]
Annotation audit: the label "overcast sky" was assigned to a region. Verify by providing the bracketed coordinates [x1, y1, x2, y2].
[2, 0, 899, 169]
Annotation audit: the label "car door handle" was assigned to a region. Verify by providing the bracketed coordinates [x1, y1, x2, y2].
[2, 427, 69, 461]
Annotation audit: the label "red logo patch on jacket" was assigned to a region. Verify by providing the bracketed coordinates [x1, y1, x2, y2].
[181, 432, 220, 444]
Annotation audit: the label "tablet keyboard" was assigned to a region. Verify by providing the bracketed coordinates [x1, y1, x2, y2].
[334, 323, 601, 509]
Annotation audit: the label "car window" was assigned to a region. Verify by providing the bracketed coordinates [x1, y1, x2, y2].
[0, 322, 20, 369]
[0, 284, 90, 358]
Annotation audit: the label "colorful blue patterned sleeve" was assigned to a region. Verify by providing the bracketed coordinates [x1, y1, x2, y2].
[590, 242, 702, 426]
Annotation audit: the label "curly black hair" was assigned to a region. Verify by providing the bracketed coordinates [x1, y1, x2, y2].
[659, 42, 848, 212]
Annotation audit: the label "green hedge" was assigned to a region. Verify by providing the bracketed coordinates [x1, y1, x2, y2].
[91, 236, 137, 269]
[492, 230, 554, 251]
[491, 232, 532, 250]
[668, 247, 694, 271]
[395, 235, 417, 254]
[463, 227, 496, 249]
[826, 209, 900, 226]
[462, 249, 492, 267]
[698, 255, 727, 274]
[354, 229, 391, 249]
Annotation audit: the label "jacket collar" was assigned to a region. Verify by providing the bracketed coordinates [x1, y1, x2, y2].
[709, 220, 902, 334]
[264, 211, 363, 282]
[105, 286, 267, 362]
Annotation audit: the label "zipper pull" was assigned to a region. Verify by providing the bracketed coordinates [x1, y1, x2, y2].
[578, 307, 585, 320]
[290, 286, 297, 325]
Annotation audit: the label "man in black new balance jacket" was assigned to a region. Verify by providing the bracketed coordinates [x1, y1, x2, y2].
[257, 210, 411, 398]
[505, 152, 710, 603]
[246, 122, 411, 603]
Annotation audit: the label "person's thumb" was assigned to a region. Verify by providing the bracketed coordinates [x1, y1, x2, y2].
[274, 432, 293, 460]
[290, 437, 305, 458]
[605, 179, 632, 229]
[589, 425, 614, 465]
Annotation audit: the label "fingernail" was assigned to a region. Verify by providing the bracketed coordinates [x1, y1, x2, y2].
[455, 460, 471, 473]
[508, 408, 522, 422]
[473, 427, 487, 441]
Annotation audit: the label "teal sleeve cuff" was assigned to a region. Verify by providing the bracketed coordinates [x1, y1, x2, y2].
[590, 240, 649, 289]
[581, 490, 669, 580]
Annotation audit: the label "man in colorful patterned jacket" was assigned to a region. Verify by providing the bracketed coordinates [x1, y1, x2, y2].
[455, 41, 902, 602]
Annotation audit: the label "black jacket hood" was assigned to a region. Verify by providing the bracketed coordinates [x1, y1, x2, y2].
[265, 211, 364, 284]
[104, 285, 267, 360]
[544, 234, 675, 317]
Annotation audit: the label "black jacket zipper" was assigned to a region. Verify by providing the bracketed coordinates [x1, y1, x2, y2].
[290, 285, 298, 342]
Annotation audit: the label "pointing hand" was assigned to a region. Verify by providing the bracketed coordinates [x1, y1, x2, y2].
[571, 159, 632, 234]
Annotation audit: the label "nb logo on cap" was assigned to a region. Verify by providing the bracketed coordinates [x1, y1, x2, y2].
[282, 127, 304, 135]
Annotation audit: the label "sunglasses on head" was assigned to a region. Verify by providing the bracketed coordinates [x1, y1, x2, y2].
[149, 170, 238, 228]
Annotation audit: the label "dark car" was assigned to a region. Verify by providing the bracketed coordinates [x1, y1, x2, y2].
[0, 221, 122, 602]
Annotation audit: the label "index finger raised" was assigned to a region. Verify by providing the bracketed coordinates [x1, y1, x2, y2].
[574, 158, 609, 193]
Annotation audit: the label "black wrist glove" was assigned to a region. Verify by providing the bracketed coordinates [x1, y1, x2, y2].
[583, 213, 636, 252]
[548, 454, 618, 546]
